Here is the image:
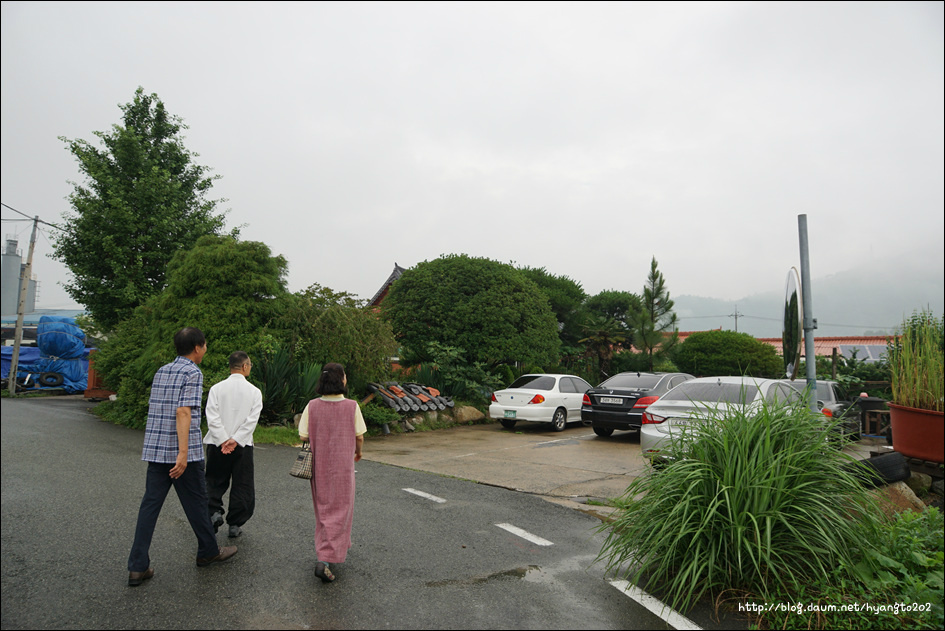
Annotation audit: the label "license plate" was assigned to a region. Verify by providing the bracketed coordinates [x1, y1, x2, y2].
[504, 410, 516, 419]
[600, 397, 622, 405]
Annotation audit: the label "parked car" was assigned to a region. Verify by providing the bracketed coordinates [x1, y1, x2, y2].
[490, 374, 593, 431]
[781, 378, 860, 440]
[640, 376, 803, 463]
[581, 372, 694, 437]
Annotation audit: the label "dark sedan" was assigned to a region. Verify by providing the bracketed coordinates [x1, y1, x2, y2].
[581, 372, 694, 437]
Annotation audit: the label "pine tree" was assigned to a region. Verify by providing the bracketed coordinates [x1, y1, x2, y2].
[631, 257, 679, 371]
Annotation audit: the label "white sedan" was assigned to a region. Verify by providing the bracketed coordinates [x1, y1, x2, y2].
[490, 374, 593, 431]
[640, 376, 803, 462]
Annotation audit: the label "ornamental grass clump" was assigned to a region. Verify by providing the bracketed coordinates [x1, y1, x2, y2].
[887, 309, 944, 412]
[597, 399, 884, 613]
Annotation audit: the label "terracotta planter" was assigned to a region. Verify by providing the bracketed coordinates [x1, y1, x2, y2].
[888, 402, 944, 463]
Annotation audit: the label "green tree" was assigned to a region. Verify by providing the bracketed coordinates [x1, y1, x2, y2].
[53, 87, 229, 330]
[94, 235, 288, 428]
[585, 290, 641, 340]
[630, 257, 679, 370]
[276, 283, 398, 394]
[579, 315, 628, 379]
[519, 266, 588, 352]
[674, 330, 782, 378]
[382, 255, 559, 368]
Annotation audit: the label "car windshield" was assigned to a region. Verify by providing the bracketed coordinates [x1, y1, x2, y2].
[660, 382, 760, 405]
[507, 375, 555, 391]
[599, 374, 662, 389]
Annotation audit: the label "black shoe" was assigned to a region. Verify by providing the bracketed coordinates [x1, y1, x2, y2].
[210, 512, 224, 533]
[314, 561, 335, 583]
[128, 568, 154, 587]
[196, 546, 237, 567]
[228, 524, 241, 538]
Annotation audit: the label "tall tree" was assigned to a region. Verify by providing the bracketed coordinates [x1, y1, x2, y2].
[630, 257, 679, 370]
[53, 87, 229, 330]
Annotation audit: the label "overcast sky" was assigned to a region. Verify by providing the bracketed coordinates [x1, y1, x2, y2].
[2, 1, 943, 318]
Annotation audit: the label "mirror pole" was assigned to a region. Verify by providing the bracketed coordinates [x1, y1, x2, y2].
[798, 214, 818, 412]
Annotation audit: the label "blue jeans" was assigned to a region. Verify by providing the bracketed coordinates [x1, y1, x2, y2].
[128, 460, 219, 572]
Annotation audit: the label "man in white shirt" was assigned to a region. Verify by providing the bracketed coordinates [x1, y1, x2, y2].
[204, 351, 263, 538]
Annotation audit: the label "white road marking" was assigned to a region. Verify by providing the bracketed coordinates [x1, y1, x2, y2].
[495, 523, 554, 546]
[402, 488, 447, 503]
[608, 580, 702, 630]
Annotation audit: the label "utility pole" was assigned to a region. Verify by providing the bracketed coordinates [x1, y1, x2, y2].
[728, 305, 742, 332]
[7, 216, 38, 396]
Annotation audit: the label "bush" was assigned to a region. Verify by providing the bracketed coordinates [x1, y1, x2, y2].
[597, 399, 884, 613]
[674, 329, 782, 378]
[756, 507, 943, 630]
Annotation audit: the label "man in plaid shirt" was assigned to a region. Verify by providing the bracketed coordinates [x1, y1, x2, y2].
[127, 327, 237, 586]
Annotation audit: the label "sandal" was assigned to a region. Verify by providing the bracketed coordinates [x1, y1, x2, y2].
[314, 562, 335, 583]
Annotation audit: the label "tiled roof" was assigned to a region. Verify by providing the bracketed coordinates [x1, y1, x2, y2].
[369, 263, 407, 307]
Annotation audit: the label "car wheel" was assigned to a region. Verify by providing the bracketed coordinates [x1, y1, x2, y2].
[593, 427, 614, 438]
[550, 408, 567, 432]
[500, 419, 517, 429]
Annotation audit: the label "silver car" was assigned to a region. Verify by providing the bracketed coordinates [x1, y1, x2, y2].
[640, 376, 803, 462]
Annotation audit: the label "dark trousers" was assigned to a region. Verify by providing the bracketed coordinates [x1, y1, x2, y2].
[128, 460, 219, 572]
[205, 444, 255, 527]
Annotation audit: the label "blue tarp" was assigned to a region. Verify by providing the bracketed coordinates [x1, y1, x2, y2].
[1, 316, 92, 393]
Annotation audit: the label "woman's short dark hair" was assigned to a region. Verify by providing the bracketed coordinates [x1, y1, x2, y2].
[316, 363, 347, 396]
[174, 327, 206, 356]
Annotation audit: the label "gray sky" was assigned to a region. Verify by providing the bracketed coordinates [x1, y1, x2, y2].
[2, 1, 943, 320]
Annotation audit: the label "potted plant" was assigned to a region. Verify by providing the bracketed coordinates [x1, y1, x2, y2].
[886, 309, 944, 463]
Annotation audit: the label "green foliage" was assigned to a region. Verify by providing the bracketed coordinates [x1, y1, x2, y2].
[580, 315, 628, 379]
[93, 235, 288, 428]
[629, 257, 678, 371]
[400, 341, 504, 404]
[518, 266, 588, 351]
[54, 87, 229, 330]
[887, 309, 944, 411]
[251, 348, 324, 425]
[598, 399, 885, 614]
[360, 400, 401, 427]
[674, 329, 782, 378]
[585, 290, 641, 339]
[276, 283, 397, 394]
[383, 255, 560, 368]
[756, 507, 943, 630]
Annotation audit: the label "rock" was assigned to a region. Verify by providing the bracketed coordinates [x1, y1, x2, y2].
[452, 406, 485, 424]
[872, 481, 927, 516]
[904, 472, 932, 494]
[932, 479, 945, 497]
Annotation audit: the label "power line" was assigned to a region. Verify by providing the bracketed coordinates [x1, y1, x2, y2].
[0, 202, 64, 231]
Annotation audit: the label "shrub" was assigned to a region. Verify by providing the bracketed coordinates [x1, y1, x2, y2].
[674, 329, 782, 378]
[597, 399, 884, 613]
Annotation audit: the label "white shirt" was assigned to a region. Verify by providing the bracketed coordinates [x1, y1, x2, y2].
[203, 373, 263, 447]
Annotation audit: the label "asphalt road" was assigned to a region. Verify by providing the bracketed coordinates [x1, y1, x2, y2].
[2, 396, 698, 630]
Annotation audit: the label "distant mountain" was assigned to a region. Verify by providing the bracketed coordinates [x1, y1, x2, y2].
[675, 263, 944, 339]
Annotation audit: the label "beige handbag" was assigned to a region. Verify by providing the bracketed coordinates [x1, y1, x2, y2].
[289, 443, 313, 479]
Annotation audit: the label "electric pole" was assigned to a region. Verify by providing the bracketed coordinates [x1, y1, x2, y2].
[7, 216, 38, 395]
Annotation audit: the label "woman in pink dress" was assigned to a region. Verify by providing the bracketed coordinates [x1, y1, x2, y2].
[298, 363, 366, 583]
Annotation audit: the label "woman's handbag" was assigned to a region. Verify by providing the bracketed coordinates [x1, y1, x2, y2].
[290, 443, 313, 479]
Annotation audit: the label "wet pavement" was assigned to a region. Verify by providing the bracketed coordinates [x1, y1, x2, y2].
[362, 420, 897, 520]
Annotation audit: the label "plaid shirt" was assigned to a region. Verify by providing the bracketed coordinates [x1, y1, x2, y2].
[141, 356, 205, 463]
